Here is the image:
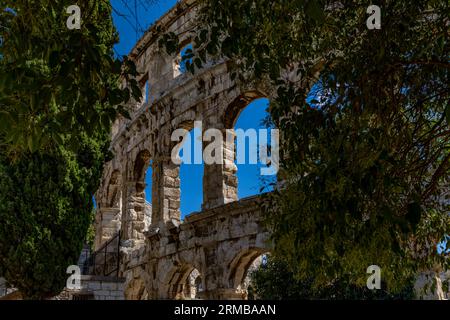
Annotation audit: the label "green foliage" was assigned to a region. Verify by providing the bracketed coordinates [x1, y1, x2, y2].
[0, 0, 141, 156]
[85, 213, 97, 251]
[170, 0, 450, 292]
[249, 256, 415, 300]
[0, 0, 137, 298]
[0, 132, 109, 299]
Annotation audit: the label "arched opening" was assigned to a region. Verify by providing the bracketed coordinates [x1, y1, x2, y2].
[139, 73, 150, 107]
[144, 164, 153, 230]
[167, 264, 204, 300]
[95, 169, 123, 249]
[134, 150, 151, 194]
[201, 92, 278, 210]
[241, 254, 268, 300]
[123, 150, 152, 241]
[179, 43, 194, 74]
[177, 126, 204, 219]
[228, 248, 269, 300]
[172, 40, 194, 78]
[173, 43, 193, 78]
[183, 268, 203, 300]
[133, 151, 152, 233]
[232, 97, 277, 199]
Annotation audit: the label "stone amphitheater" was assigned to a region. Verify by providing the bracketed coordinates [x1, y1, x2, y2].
[93, 0, 272, 300]
[2, 0, 445, 301]
[89, 0, 449, 301]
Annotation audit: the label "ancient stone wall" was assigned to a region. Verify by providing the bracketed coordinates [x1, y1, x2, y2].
[94, 0, 272, 300]
[55, 276, 125, 301]
[121, 196, 269, 300]
[91, 0, 449, 302]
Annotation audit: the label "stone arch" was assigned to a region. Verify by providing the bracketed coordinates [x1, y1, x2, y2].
[227, 247, 269, 296]
[200, 91, 269, 210]
[173, 39, 194, 77]
[223, 91, 267, 129]
[122, 150, 152, 242]
[241, 253, 268, 300]
[188, 269, 203, 299]
[134, 149, 151, 193]
[174, 119, 205, 218]
[232, 95, 274, 198]
[165, 263, 204, 300]
[94, 167, 124, 249]
[93, 0, 274, 301]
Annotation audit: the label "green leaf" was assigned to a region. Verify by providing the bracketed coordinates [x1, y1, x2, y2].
[117, 105, 131, 120]
[194, 58, 202, 69]
[109, 89, 124, 106]
[113, 59, 122, 74]
[52, 133, 64, 145]
[100, 114, 110, 130]
[131, 82, 142, 101]
[27, 128, 41, 153]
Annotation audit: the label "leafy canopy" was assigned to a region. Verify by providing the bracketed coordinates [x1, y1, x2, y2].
[249, 256, 415, 300]
[0, 0, 142, 157]
[0, 0, 142, 298]
[162, 0, 450, 292]
[0, 132, 109, 299]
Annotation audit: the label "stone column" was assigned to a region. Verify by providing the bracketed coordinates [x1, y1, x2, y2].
[151, 157, 181, 226]
[122, 181, 146, 244]
[223, 129, 239, 203]
[203, 128, 238, 210]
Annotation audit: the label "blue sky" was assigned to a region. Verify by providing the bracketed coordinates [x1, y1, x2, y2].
[111, 0, 178, 57]
[111, 1, 274, 218]
[143, 99, 275, 219]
